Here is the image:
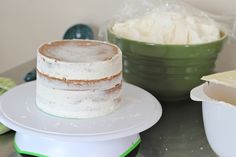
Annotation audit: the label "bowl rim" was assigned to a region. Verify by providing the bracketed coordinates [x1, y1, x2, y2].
[108, 27, 227, 47]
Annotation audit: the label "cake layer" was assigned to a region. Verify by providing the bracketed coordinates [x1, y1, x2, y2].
[36, 82, 122, 118]
[37, 40, 122, 80]
[37, 70, 122, 90]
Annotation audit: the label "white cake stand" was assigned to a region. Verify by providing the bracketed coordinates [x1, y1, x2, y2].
[0, 82, 162, 157]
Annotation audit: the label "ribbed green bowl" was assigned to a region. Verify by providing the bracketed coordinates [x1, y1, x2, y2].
[107, 29, 227, 101]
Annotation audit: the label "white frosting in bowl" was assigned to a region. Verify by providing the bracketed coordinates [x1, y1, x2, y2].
[112, 10, 221, 45]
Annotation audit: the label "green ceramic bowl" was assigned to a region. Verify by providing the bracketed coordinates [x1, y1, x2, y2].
[107, 29, 227, 101]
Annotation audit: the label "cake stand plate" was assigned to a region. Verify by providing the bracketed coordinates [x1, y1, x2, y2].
[0, 81, 162, 157]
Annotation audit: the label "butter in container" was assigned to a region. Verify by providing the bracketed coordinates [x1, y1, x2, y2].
[191, 70, 236, 157]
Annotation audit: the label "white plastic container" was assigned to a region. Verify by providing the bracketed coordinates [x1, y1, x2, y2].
[191, 83, 236, 157]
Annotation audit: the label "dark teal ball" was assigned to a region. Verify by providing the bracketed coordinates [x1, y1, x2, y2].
[63, 24, 94, 40]
[24, 69, 36, 82]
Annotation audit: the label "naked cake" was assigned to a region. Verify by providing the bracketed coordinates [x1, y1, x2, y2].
[36, 40, 122, 118]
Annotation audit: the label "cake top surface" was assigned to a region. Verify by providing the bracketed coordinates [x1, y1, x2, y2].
[39, 40, 119, 63]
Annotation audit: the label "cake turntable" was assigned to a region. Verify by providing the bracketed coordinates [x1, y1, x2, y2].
[0, 81, 162, 157]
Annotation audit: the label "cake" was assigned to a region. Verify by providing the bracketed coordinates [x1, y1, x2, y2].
[36, 40, 122, 118]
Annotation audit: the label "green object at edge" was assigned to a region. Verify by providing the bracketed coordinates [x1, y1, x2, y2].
[0, 77, 15, 135]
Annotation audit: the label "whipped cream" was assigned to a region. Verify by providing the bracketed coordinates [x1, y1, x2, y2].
[112, 10, 221, 44]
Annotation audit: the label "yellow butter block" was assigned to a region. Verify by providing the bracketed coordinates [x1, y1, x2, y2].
[201, 70, 236, 88]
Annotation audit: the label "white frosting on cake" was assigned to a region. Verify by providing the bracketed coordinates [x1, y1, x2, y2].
[36, 40, 122, 118]
[112, 10, 221, 45]
[46, 44, 116, 62]
[37, 40, 122, 80]
[36, 82, 121, 118]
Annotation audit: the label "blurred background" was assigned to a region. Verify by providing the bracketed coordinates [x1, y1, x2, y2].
[0, 0, 235, 73]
